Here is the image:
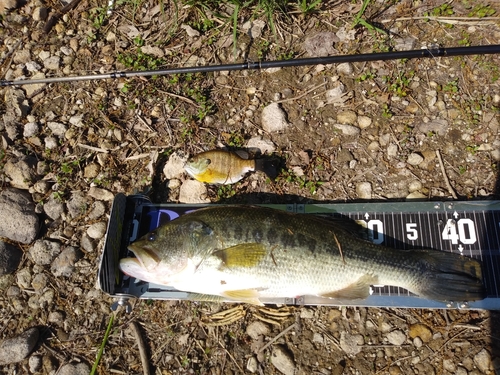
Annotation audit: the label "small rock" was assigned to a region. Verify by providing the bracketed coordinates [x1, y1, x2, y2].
[43, 195, 65, 220]
[247, 357, 258, 373]
[84, 163, 100, 178]
[340, 332, 364, 356]
[23, 122, 39, 137]
[357, 115, 372, 129]
[417, 119, 449, 136]
[181, 24, 200, 37]
[178, 180, 210, 203]
[388, 365, 403, 375]
[80, 233, 96, 252]
[300, 308, 314, 319]
[271, 345, 295, 375]
[394, 36, 417, 51]
[66, 192, 89, 218]
[88, 201, 106, 220]
[406, 192, 427, 200]
[387, 144, 398, 158]
[442, 358, 456, 373]
[336, 62, 353, 75]
[0, 241, 22, 276]
[261, 103, 289, 133]
[4, 155, 38, 189]
[413, 337, 423, 348]
[386, 330, 406, 346]
[29, 239, 61, 266]
[407, 153, 424, 166]
[303, 32, 339, 57]
[325, 82, 346, 105]
[87, 222, 107, 239]
[163, 151, 188, 179]
[51, 246, 82, 277]
[246, 136, 276, 154]
[246, 19, 266, 39]
[16, 267, 32, 289]
[473, 348, 492, 373]
[0, 327, 39, 366]
[408, 180, 422, 193]
[44, 136, 58, 149]
[29, 354, 42, 373]
[31, 273, 47, 292]
[33, 180, 51, 194]
[58, 362, 91, 375]
[246, 321, 270, 340]
[47, 121, 67, 137]
[43, 56, 60, 70]
[356, 182, 372, 199]
[456, 366, 468, 375]
[88, 187, 114, 201]
[334, 124, 360, 136]
[0, 188, 39, 244]
[409, 324, 432, 343]
[337, 110, 357, 125]
[48, 310, 64, 325]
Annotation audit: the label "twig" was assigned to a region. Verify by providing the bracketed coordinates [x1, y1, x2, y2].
[217, 339, 244, 373]
[77, 143, 109, 153]
[380, 16, 500, 25]
[258, 323, 297, 353]
[129, 321, 151, 375]
[436, 150, 458, 199]
[90, 312, 115, 375]
[276, 82, 327, 104]
[332, 232, 345, 264]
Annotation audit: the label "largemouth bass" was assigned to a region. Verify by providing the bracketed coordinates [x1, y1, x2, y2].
[120, 206, 485, 305]
[184, 150, 276, 184]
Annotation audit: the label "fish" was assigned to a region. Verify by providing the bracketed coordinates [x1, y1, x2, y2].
[119, 206, 485, 305]
[184, 150, 276, 185]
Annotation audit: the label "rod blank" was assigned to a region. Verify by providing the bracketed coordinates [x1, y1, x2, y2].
[1, 44, 499, 87]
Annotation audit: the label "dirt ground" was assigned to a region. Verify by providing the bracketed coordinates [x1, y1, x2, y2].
[1, 0, 500, 374]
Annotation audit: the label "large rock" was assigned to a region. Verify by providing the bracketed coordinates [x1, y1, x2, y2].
[0, 327, 39, 366]
[0, 188, 39, 244]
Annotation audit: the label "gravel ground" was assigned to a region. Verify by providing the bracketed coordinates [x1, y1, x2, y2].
[1, 0, 500, 374]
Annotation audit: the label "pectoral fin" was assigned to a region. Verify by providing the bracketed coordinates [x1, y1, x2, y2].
[222, 289, 263, 306]
[321, 274, 378, 300]
[214, 243, 267, 268]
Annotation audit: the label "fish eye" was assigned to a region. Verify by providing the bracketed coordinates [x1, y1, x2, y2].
[206, 158, 211, 165]
[148, 232, 156, 242]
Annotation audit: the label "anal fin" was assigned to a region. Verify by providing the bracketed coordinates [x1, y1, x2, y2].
[222, 289, 263, 306]
[321, 274, 378, 300]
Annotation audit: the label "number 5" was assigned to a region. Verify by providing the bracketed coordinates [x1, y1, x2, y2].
[406, 223, 418, 240]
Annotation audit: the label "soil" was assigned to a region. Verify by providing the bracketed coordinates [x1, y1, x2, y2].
[0, 0, 500, 374]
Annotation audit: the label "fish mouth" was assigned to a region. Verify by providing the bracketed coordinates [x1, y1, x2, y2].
[127, 242, 162, 271]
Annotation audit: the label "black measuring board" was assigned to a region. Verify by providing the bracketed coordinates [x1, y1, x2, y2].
[98, 194, 500, 309]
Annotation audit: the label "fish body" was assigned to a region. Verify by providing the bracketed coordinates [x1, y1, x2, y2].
[184, 150, 277, 184]
[120, 206, 485, 305]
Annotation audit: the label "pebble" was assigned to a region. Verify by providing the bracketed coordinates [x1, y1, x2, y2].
[442, 358, 456, 373]
[300, 308, 314, 319]
[340, 332, 364, 356]
[271, 345, 296, 375]
[88, 187, 114, 201]
[409, 324, 432, 343]
[87, 222, 107, 239]
[246, 321, 270, 340]
[51, 246, 82, 277]
[58, 362, 91, 375]
[29, 239, 61, 266]
[16, 267, 32, 289]
[413, 337, 423, 348]
[84, 163, 100, 178]
[0, 241, 22, 276]
[247, 357, 258, 373]
[325, 82, 345, 105]
[246, 136, 276, 154]
[386, 330, 406, 346]
[178, 180, 210, 203]
[406, 191, 427, 200]
[0, 327, 39, 366]
[4, 155, 38, 189]
[334, 124, 360, 136]
[43, 195, 65, 220]
[80, 233, 96, 252]
[336, 62, 353, 75]
[389, 365, 403, 375]
[337, 110, 357, 125]
[408, 180, 422, 193]
[407, 153, 424, 166]
[29, 354, 42, 373]
[0, 188, 39, 244]
[357, 115, 372, 129]
[417, 118, 449, 136]
[163, 151, 188, 179]
[356, 182, 372, 199]
[43, 56, 60, 70]
[48, 310, 65, 325]
[23, 122, 39, 137]
[303, 32, 339, 56]
[44, 136, 58, 149]
[394, 36, 417, 51]
[473, 348, 492, 373]
[31, 273, 47, 291]
[387, 144, 398, 158]
[261, 103, 290, 132]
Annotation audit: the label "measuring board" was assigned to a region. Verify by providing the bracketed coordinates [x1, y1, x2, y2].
[98, 194, 500, 310]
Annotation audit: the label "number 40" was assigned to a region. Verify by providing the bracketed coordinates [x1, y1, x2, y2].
[442, 218, 477, 245]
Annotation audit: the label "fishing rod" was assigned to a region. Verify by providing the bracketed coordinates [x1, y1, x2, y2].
[1, 44, 500, 87]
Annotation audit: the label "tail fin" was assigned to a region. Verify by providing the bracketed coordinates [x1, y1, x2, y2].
[413, 250, 485, 302]
[255, 158, 279, 180]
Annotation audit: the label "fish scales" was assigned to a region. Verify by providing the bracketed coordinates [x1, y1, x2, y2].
[120, 206, 485, 305]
